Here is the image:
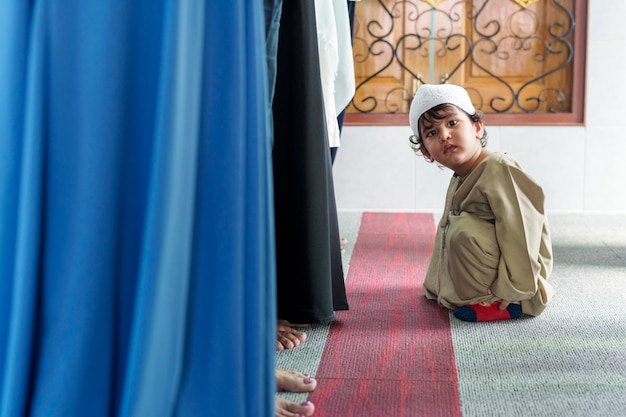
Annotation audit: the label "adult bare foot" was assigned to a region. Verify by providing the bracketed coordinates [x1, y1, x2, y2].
[276, 320, 309, 351]
[340, 237, 348, 256]
[276, 368, 317, 392]
[275, 397, 315, 417]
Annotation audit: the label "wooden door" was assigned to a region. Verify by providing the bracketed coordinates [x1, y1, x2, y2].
[347, 0, 586, 125]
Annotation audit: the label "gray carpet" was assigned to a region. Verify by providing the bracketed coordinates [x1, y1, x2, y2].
[276, 212, 626, 416]
[452, 213, 626, 416]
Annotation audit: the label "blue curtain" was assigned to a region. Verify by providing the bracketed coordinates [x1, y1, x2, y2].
[0, 1, 276, 416]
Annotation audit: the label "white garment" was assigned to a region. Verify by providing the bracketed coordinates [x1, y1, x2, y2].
[332, 0, 356, 116]
[314, 0, 356, 148]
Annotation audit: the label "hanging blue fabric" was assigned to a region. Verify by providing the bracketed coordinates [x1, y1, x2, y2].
[0, 2, 47, 415]
[0, 1, 276, 416]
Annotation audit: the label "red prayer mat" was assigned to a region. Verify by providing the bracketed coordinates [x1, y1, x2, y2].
[309, 212, 462, 417]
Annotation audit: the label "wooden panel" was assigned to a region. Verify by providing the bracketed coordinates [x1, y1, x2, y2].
[346, 0, 587, 125]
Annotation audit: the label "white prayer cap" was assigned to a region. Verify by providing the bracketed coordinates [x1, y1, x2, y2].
[409, 84, 476, 136]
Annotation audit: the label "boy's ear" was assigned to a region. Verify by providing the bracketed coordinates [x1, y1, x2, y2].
[475, 120, 484, 138]
[419, 145, 433, 161]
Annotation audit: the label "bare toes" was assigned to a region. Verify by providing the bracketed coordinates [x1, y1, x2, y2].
[276, 368, 317, 392]
[276, 320, 307, 350]
[275, 397, 315, 417]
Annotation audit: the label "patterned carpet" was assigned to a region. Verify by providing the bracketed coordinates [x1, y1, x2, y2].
[276, 212, 626, 417]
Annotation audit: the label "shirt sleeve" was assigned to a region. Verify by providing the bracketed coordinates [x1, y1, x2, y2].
[482, 158, 553, 301]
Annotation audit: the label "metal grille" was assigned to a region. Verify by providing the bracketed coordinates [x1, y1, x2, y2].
[349, 0, 577, 115]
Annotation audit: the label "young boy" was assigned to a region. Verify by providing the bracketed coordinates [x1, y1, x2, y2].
[409, 84, 554, 322]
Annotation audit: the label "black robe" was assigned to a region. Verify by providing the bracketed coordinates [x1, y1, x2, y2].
[272, 0, 349, 324]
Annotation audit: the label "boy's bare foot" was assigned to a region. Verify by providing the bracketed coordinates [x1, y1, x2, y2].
[275, 397, 315, 417]
[276, 368, 317, 392]
[276, 319, 309, 350]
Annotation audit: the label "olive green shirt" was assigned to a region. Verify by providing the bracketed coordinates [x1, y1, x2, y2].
[424, 152, 554, 316]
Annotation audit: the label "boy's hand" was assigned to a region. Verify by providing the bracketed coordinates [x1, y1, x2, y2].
[487, 288, 512, 310]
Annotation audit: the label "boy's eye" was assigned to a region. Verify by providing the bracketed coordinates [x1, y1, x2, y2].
[426, 129, 437, 138]
[448, 119, 457, 127]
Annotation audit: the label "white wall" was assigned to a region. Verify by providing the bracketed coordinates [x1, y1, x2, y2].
[333, 0, 626, 213]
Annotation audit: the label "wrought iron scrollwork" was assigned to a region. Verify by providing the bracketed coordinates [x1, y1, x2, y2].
[350, 0, 576, 115]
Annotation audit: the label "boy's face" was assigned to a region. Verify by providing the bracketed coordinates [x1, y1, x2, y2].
[418, 105, 484, 176]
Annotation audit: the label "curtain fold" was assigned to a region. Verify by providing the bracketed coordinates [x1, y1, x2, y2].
[118, 0, 203, 414]
[0, 3, 46, 416]
[0, 1, 275, 416]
